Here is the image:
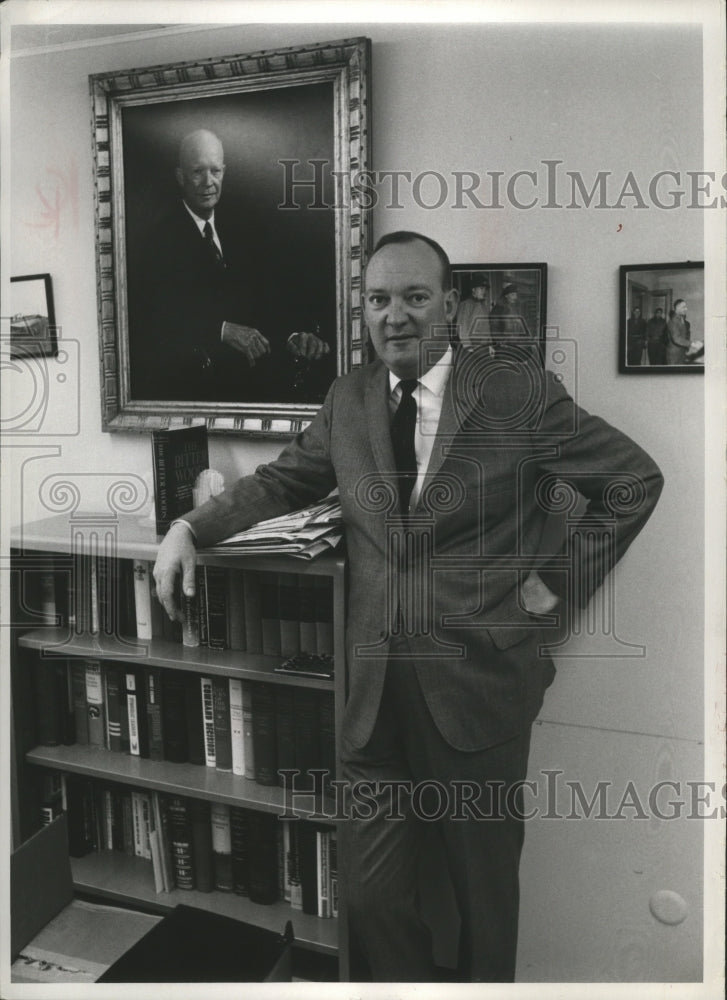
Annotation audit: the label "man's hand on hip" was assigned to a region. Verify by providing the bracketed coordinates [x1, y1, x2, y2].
[221, 321, 271, 366]
[153, 522, 197, 623]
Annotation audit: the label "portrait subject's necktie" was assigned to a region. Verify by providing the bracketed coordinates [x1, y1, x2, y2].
[391, 378, 419, 515]
[202, 221, 225, 269]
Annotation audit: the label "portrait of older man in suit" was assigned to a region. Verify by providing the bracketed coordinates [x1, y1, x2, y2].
[153, 230, 663, 982]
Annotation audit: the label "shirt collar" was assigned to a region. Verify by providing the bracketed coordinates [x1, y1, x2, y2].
[183, 201, 215, 231]
[388, 343, 453, 397]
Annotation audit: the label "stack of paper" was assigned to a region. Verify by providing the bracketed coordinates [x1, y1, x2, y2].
[211, 496, 343, 560]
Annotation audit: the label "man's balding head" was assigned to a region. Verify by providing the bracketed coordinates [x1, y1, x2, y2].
[175, 130, 225, 219]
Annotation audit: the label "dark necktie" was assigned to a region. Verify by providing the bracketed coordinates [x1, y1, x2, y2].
[202, 221, 225, 268]
[390, 378, 419, 514]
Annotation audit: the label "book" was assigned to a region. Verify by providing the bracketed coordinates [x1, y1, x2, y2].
[65, 775, 96, 857]
[228, 677, 246, 777]
[210, 802, 233, 892]
[200, 676, 216, 768]
[314, 577, 334, 656]
[184, 673, 206, 766]
[104, 664, 124, 752]
[189, 798, 214, 893]
[226, 570, 246, 651]
[132, 560, 154, 640]
[212, 676, 232, 773]
[316, 828, 331, 918]
[294, 689, 321, 787]
[69, 553, 90, 635]
[182, 592, 200, 648]
[167, 796, 195, 890]
[230, 806, 249, 896]
[154, 792, 175, 892]
[260, 572, 282, 656]
[31, 658, 66, 746]
[151, 425, 209, 534]
[242, 570, 263, 654]
[274, 687, 296, 787]
[241, 681, 255, 780]
[299, 821, 319, 916]
[126, 668, 149, 758]
[298, 577, 318, 653]
[70, 661, 89, 745]
[145, 667, 165, 761]
[196, 567, 208, 647]
[89, 557, 100, 636]
[161, 669, 189, 763]
[85, 659, 105, 748]
[205, 566, 229, 650]
[245, 811, 280, 905]
[278, 573, 301, 657]
[39, 772, 64, 827]
[251, 683, 277, 786]
[282, 819, 303, 910]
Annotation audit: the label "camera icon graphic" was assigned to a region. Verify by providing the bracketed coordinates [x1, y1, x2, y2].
[0, 330, 81, 436]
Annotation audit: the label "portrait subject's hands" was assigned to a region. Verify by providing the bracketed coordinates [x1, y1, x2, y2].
[221, 321, 271, 366]
[520, 571, 560, 616]
[286, 331, 331, 362]
[153, 522, 197, 623]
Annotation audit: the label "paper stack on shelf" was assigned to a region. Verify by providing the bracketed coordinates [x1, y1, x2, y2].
[210, 496, 343, 560]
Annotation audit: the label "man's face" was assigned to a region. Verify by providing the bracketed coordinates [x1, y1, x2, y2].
[176, 135, 225, 219]
[362, 240, 459, 379]
[471, 285, 488, 302]
[505, 291, 518, 305]
[675, 301, 688, 317]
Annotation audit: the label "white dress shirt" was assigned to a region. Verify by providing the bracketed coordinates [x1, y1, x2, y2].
[182, 202, 223, 256]
[388, 344, 453, 512]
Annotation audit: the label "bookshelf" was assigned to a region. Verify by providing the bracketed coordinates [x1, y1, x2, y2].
[10, 512, 348, 979]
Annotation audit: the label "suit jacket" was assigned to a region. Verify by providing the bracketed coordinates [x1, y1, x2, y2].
[128, 202, 332, 402]
[665, 315, 691, 366]
[185, 347, 664, 751]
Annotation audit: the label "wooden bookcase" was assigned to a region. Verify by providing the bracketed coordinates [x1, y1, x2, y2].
[10, 512, 348, 979]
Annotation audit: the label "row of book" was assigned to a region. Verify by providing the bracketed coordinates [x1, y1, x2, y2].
[32, 658, 335, 789]
[38, 558, 334, 658]
[42, 772, 337, 918]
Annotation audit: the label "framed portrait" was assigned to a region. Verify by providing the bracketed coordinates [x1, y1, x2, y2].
[451, 263, 547, 358]
[90, 37, 371, 436]
[619, 262, 705, 374]
[8, 274, 57, 358]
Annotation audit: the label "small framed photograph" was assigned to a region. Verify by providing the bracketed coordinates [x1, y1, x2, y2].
[619, 262, 705, 374]
[451, 263, 547, 357]
[8, 274, 57, 358]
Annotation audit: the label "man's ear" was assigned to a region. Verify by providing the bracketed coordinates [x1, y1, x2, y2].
[444, 287, 460, 321]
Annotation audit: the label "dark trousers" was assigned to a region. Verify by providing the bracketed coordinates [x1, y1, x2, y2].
[340, 641, 532, 982]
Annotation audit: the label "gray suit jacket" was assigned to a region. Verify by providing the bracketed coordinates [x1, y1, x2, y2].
[185, 348, 663, 751]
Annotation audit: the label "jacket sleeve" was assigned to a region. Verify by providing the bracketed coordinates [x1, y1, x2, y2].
[182, 381, 338, 549]
[534, 371, 664, 607]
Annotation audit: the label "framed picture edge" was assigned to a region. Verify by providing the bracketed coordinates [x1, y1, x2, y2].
[8, 273, 58, 359]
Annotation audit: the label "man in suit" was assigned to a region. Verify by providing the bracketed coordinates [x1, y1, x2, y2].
[153, 231, 663, 981]
[456, 272, 493, 349]
[128, 129, 329, 401]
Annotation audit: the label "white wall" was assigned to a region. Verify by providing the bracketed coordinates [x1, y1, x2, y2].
[5, 19, 706, 981]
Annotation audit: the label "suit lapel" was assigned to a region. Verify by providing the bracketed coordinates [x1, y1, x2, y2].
[365, 361, 396, 478]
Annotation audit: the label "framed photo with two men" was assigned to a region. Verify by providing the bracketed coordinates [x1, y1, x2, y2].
[90, 37, 371, 436]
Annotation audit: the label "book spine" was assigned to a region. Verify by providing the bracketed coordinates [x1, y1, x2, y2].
[226, 569, 246, 651]
[210, 802, 233, 892]
[298, 577, 318, 653]
[104, 664, 123, 752]
[242, 681, 255, 780]
[242, 570, 263, 654]
[126, 669, 149, 758]
[230, 806, 249, 896]
[132, 560, 153, 640]
[189, 798, 214, 893]
[314, 577, 334, 656]
[32, 658, 64, 746]
[205, 566, 229, 650]
[153, 434, 170, 533]
[317, 828, 331, 918]
[61, 660, 76, 745]
[182, 592, 200, 647]
[212, 676, 232, 773]
[196, 567, 208, 647]
[70, 554, 90, 635]
[184, 673, 206, 766]
[228, 677, 245, 777]
[260, 572, 282, 656]
[167, 795, 195, 889]
[246, 811, 280, 904]
[161, 669, 189, 763]
[251, 682, 277, 786]
[119, 560, 137, 638]
[155, 793, 175, 891]
[65, 776, 95, 857]
[145, 667, 165, 761]
[71, 661, 89, 745]
[97, 556, 111, 636]
[89, 557, 100, 636]
[85, 659, 105, 748]
[104, 787, 114, 852]
[275, 687, 296, 786]
[200, 677, 216, 767]
[295, 689, 321, 786]
[288, 820, 303, 911]
[122, 792, 134, 856]
[278, 573, 301, 657]
[299, 821, 319, 916]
